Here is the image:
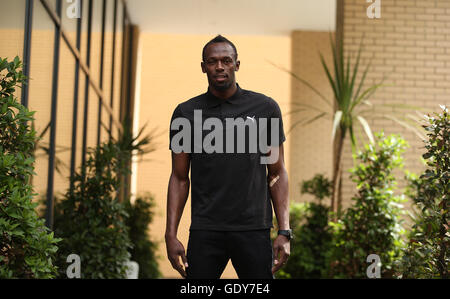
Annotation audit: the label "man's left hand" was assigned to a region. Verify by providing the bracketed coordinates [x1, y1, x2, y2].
[272, 235, 290, 275]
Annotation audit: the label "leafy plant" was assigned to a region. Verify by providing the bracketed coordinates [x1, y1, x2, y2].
[51, 116, 157, 278]
[271, 36, 428, 216]
[328, 132, 407, 278]
[276, 174, 333, 279]
[0, 56, 60, 278]
[400, 106, 449, 279]
[111, 118, 157, 203]
[53, 140, 133, 279]
[301, 173, 332, 201]
[29, 120, 71, 188]
[124, 193, 161, 278]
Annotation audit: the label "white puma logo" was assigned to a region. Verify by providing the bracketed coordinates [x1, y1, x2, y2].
[246, 115, 256, 122]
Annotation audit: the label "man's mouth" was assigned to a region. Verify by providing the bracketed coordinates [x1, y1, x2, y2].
[214, 75, 228, 82]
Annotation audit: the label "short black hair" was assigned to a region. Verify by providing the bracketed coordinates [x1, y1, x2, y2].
[202, 35, 238, 62]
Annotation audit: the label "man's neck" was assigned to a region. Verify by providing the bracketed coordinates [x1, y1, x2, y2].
[209, 83, 237, 100]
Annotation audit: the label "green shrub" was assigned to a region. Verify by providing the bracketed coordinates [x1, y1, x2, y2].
[0, 56, 60, 278]
[328, 132, 407, 278]
[301, 174, 332, 202]
[51, 116, 155, 279]
[53, 140, 132, 279]
[275, 174, 333, 279]
[400, 107, 449, 279]
[124, 194, 161, 278]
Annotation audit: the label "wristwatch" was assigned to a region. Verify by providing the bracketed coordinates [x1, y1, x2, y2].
[278, 229, 293, 241]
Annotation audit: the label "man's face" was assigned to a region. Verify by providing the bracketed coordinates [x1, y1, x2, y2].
[201, 42, 240, 91]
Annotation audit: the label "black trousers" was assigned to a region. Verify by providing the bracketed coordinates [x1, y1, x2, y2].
[186, 229, 274, 279]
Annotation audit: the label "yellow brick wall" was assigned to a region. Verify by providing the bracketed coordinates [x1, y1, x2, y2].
[289, 31, 334, 204]
[339, 0, 450, 210]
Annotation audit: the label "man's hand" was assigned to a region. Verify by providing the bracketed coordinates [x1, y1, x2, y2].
[165, 235, 188, 278]
[272, 235, 290, 275]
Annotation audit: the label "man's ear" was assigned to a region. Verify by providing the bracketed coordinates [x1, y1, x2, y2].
[201, 62, 206, 73]
[235, 60, 240, 72]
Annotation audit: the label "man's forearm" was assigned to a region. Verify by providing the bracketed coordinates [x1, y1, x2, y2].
[165, 174, 190, 238]
[269, 169, 289, 230]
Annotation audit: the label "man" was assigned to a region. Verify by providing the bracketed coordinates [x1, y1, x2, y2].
[165, 35, 291, 279]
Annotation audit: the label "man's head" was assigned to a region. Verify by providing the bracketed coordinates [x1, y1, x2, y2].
[201, 35, 240, 92]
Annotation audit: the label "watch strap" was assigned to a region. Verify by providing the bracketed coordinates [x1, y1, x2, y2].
[278, 229, 292, 240]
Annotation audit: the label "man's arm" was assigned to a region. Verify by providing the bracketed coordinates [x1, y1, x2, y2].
[267, 144, 290, 275]
[165, 151, 190, 278]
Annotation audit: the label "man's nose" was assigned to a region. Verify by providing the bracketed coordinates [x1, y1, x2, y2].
[215, 61, 224, 71]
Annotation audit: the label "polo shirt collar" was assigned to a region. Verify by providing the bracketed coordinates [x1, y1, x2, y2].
[205, 83, 242, 108]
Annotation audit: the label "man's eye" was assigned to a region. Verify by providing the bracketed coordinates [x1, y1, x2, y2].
[205, 59, 232, 65]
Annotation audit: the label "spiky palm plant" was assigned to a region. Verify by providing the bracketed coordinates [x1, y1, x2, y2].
[271, 35, 426, 215]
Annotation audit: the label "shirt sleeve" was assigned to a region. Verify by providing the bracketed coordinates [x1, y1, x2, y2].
[267, 99, 286, 146]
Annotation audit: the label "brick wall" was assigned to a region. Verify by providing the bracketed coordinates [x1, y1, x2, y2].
[289, 31, 334, 204]
[338, 0, 450, 209]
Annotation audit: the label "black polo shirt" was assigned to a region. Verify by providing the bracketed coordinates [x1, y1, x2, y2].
[169, 84, 285, 231]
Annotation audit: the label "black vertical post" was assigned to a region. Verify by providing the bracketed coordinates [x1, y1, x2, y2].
[97, 0, 107, 147]
[70, 0, 84, 194]
[125, 22, 132, 124]
[119, 5, 127, 140]
[45, 0, 62, 229]
[117, 10, 129, 203]
[109, 0, 118, 143]
[117, 4, 135, 203]
[126, 24, 133, 125]
[21, 0, 34, 108]
[81, 0, 93, 181]
[123, 22, 133, 203]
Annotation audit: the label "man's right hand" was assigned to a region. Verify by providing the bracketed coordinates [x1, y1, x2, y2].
[165, 235, 188, 278]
